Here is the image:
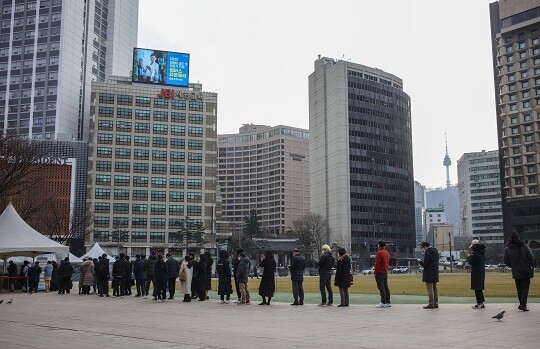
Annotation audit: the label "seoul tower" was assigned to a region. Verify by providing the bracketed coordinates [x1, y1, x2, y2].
[443, 134, 451, 189]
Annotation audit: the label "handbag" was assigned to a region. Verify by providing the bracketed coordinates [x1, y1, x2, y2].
[348, 273, 354, 285]
[179, 268, 187, 282]
[518, 245, 534, 278]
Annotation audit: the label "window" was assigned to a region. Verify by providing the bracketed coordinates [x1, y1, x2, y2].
[527, 165, 536, 173]
[98, 106, 114, 117]
[94, 202, 110, 213]
[113, 203, 129, 214]
[151, 191, 166, 201]
[511, 127, 519, 134]
[135, 109, 150, 120]
[169, 192, 184, 202]
[188, 126, 203, 137]
[115, 162, 130, 173]
[189, 114, 203, 124]
[151, 177, 167, 188]
[170, 164, 185, 175]
[134, 136, 149, 146]
[154, 99, 169, 109]
[132, 190, 148, 200]
[97, 147, 112, 158]
[521, 72, 528, 79]
[117, 108, 132, 118]
[115, 148, 131, 159]
[132, 204, 148, 215]
[96, 161, 112, 172]
[187, 165, 202, 176]
[171, 100, 185, 110]
[133, 176, 148, 187]
[134, 149, 149, 160]
[153, 111, 168, 122]
[526, 144, 534, 152]
[117, 95, 133, 105]
[94, 217, 110, 228]
[187, 179, 202, 189]
[524, 114, 532, 121]
[151, 204, 166, 215]
[153, 137, 168, 148]
[169, 205, 184, 215]
[188, 139, 203, 150]
[153, 124, 168, 134]
[189, 101, 203, 111]
[187, 192, 202, 203]
[529, 187, 537, 194]
[152, 150, 167, 161]
[95, 174, 111, 185]
[135, 96, 151, 107]
[133, 163, 149, 174]
[116, 121, 132, 132]
[152, 164, 167, 174]
[150, 232, 165, 242]
[171, 112, 186, 122]
[95, 188, 111, 199]
[99, 93, 115, 104]
[135, 122, 150, 133]
[511, 117, 518, 124]
[516, 188, 523, 195]
[171, 125, 185, 135]
[169, 178, 184, 189]
[98, 120, 113, 131]
[188, 152, 203, 163]
[187, 205, 202, 216]
[170, 138, 185, 149]
[116, 135, 131, 145]
[170, 151, 185, 162]
[528, 176, 537, 183]
[524, 124, 533, 132]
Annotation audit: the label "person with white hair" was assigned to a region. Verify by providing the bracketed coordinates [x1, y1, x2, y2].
[316, 244, 335, 306]
[466, 239, 486, 309]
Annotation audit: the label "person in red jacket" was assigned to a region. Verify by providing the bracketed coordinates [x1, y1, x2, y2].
[374, 240, 391, 308]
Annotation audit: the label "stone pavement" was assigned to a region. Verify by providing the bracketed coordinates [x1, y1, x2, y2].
[0, 292, 538, 349]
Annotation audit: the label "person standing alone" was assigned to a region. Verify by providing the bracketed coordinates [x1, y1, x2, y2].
[375, 241, 391, 308]
[504, 232, 534, 311]
[289, 248, 305, 306]
[316, 244, 334, 306]
[467, 239, 486, 309]
[419, 242, 439, 309]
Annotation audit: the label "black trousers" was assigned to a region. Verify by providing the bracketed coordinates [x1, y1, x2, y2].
[168, 278, 177, 297]
[292, 279, 304, 304]
[375, 273, 391, 304]
[474, 289, 485, 304]
[114, 277, 126, 296]
[136, 278, 145, 296]
[319, 273, 333, 304]
[234, 278, 241, 299]
[515, 278, 531, 307]
[98, 277, 109, 295]
[30, 280, 39, 293]
[125, 277, 132, 295]
[145, 276, 155, 297]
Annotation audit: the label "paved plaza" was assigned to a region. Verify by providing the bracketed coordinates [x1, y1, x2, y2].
[0, 290, 539, 349]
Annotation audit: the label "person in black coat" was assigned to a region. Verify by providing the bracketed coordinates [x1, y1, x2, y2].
[57, 257, 74, 294]
[504, 232, 535, 311]
[232, 248, 243, 301]
[258, 250, 276, 305]
[466, 239, 486, 309]
[112, 253, 130, 297]
[153, 255, 168, 302]
[189, 252, 199, 299]
[216, 250, 233, 303]
[289, 248, 306, 305]
[92, 258, 99, 294]
[97, 255, 110, 297]
[50, 261, 59, 292]
[194, 254, 207, 301]
[204, 251, 213, 300]
[316, 244, 335, 306]
[165, 253, 180, 299]
[7, 260, 17, 292]
[124, 255, 133, 296]
[133, 254, 146, 297]
[419, 242, 439, 309]
[28, 262, 42, 294]
[334, 248, 351, 307]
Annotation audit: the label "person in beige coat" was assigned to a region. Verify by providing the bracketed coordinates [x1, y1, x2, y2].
[180, 255, 194, 302]
[80, 258, 95, 295]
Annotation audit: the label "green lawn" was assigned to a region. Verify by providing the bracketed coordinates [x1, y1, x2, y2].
[209, 271, 539, 298]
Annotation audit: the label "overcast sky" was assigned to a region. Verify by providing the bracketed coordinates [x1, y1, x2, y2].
[138, 0, 498, 189]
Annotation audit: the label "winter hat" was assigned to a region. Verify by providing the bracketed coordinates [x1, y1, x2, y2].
[469, 239, 480, 249]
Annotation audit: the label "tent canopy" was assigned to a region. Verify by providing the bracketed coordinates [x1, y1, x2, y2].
[85, 242, 115, 262]
[0, 203, 69, 258]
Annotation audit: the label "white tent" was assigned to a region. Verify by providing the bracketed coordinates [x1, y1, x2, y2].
[0, 203, 69, 259]
[85, 242, 115, 262]
[7, 253, 83, 264]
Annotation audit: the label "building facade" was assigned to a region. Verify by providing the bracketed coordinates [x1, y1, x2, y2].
[86, 77, 217, 257]
[414, 180, 426, 245]
[457, 150, 504, 244]
[427, 223, 454, 253]
[490, 0, 540, 242]
[217, 124, 310, 236]
[309, 56, 415, 265]
[424, 206, 447, 239]
[0, 0, 138, 141]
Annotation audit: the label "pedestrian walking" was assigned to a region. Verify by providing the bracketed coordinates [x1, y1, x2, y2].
[165, 253, 180, 300]
[216, 250, 232, 304]
[419, 242, 439, 309]
[316, 244, 335, 306]
[467, 239, 486, 309]
[289, 248, 305, 306]
[504, 232, 534, 311]
[258, 250, 276, 305]
[153, 254, 168, 302]
[334, 247, 351, 307]
[374, 241, 391, 308]
[236, 252, 251, 305]
[180, 255, 193, 302]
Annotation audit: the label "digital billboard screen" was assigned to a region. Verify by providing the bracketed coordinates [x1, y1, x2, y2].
[132, 48, 190, 87]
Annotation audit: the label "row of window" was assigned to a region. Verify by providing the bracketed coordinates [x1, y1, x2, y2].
[94, 189, 203, 203]
[2, 1, 61, 14]
[94, 213, 203, 228]
[0, 56, 59, 73]
[94, 161, 203, 176]
[96, 121, 203, 136]
[96, 134, 203, 149]
[95, 202, 201, 214]
[99, 93, 204, 111]
[96, 148, 202, 163]
[93, 231, 204, 243]
[98, 107, 203, 124]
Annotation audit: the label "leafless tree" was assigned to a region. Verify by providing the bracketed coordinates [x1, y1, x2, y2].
[288, 213, 329, 260]
[36, 204, 94, 246]
[0, 135, 47, 210]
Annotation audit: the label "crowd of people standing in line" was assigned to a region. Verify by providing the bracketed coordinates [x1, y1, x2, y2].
[3, 233, 535, 311]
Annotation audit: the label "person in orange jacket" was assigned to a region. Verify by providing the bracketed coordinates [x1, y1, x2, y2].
[374, 240, 391, 308]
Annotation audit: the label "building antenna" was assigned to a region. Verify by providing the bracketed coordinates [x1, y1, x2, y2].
[443, 133, 452, 189]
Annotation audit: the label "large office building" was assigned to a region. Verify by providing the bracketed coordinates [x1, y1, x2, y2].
[309, 56, 415, 266]
[490, 0, 540, 242]
[457, 150, 504, 244]
[86, 76, 217, 257]
[0, 0, 138, 141]
[414, 181, 426, 245]
[217, 124, 310, 236]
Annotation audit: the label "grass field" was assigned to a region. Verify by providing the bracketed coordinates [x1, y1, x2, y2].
[215, 271, 539, 298]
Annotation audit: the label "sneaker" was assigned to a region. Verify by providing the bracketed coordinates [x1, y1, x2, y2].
[376, 302, 387, 308]
[471, 304, 485, 309]
[318, 303, 327, 307]
[225, 300, 230, 304]
[423, 304, 436, 309]
[518, 305, 529, 311]
[386, 303, 392, 308]
[326, 303, 333, 306]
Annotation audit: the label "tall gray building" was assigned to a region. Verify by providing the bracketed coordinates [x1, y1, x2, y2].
[414, 181, 426, 245]
[0, 0, 138, 141]
[457, 150, 503, 244]
[309, 56, 415, 267]
[490, 0, 540, 243]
